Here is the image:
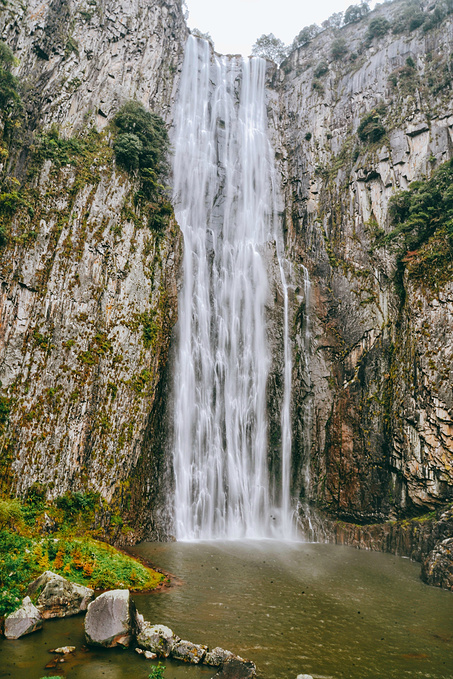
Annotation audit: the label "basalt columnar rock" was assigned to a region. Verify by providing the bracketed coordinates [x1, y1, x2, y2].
[4, 596, 43, 639]
[0, 0, 186, 542]
[270, 0, 453, 529]
[28, 570, 94, 619]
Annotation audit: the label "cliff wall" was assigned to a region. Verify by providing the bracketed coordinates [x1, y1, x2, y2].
[0, 0, 187, 540]
[276, 0, 453, 524]
[0, 0, 451, 549]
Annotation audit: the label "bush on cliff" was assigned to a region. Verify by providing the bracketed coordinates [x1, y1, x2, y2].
[113, 100, 169, 199]
[385, 159, 453, 289]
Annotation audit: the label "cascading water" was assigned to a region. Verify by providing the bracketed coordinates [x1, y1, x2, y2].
[172, 36, 294, 540]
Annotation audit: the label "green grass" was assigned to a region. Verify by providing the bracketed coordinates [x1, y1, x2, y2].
[0, 494, 164, 617]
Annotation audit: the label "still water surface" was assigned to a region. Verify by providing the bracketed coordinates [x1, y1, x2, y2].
[1, 542, 452, 679]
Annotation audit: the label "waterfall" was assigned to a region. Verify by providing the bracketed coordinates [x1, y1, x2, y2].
[172, 36, 294, 540]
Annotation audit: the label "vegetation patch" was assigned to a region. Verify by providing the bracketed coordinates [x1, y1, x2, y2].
[357, 107, 386, 144]
[381, 159, 453, 290]
[0, 493, 164, 617]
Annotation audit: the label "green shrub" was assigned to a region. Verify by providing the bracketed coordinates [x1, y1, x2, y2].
[357, 108, 386, 143]
[0, 498, 23, 529]
[0, 394, 10, 425]
[330, 38, 348, 61]
[292, 24, 321, 50]
[149, 664, 166, 679]
[385, 159, 453, 288]
[114, 132, 143, 171]
[314, 61, 328, 78]
[0, 41, 20, 111]
[312, 79, 324, 94]
[113, 101, 169, 189]
[366, 16, 390, 40]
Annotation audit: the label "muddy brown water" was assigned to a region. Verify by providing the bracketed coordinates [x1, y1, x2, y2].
[1, 541, 452, 679]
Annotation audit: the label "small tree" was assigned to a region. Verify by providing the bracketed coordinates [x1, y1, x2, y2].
[322, 12, 344, 30]
[366, 16, 390, 40]
[330, 38, 348, 61]
[292, 24, 321, 50]
[344, 2, 370, 24]
[252, 34, 287, 64]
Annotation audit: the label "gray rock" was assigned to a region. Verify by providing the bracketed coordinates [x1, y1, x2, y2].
[85, 589, 137, 648]
[421, 538, 453, 591]
[4, 596, 43, 639]
[297, 675, 314, 679]
[171, 639, 207, 664]
[136, 622, 179, 657]
[28, 570, 94, 619]
[204, 647, 236, 667]
[211, 657, 257, 678]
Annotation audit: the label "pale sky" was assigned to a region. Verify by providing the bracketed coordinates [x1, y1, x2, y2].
[186, 0, 377, 55]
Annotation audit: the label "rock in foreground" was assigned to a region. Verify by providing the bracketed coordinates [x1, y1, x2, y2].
[85, 589, 136, 648]
[172, 639, 207, 663]
[211, 657, 257, 678]
[4, 597, 43, 639]
[136, 621, 179, 657]
[421, 538, 453, 591]
[205, 647, 236, 667]
[28, 571, 94, 619]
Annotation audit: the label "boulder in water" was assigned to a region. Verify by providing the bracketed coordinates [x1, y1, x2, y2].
[136, 622, 179, 657]
[28, 570, 94, 619]
[171, 639, 207, 663]
[205, 647, 236, 667]
[4, 596, 43, 639]
[85, 589, 137, 648]
[211, 657, 257, 678]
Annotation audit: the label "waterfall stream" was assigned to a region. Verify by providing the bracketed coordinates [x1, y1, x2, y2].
[172, 36, 293, 540]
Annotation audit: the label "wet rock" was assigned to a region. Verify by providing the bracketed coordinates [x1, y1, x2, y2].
[205, 647, 236, 667]
[297, 675, 314, 679]
[4, 596, 43, 639]
[421, 538, 453, 591]
[171, 639, 207, 663]
[136, 622, 179, 657]
[28, 571, 94, 619]
[211, 657, 257, 678]
[51, 646, 76, 654]
[135, 647, 158, 659]
[85, 589, 137, 648]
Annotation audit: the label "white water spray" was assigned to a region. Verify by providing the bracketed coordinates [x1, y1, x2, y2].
[172, 36, 294, 540]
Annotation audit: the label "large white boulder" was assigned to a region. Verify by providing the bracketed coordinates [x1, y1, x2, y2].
[85, 589, 136, 648]
[4, 596, 43, 639]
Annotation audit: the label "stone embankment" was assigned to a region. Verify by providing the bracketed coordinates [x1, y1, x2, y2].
[320, 506, 453, 591]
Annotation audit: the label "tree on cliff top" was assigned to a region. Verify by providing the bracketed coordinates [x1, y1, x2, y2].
[252, 34, 288, 64]
[344, 1, 370, 24]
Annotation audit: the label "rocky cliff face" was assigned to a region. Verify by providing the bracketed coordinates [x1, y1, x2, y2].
[0, 0, 187, 541]
[275, 0, 453, 524]
[0, 0, 451, 549]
